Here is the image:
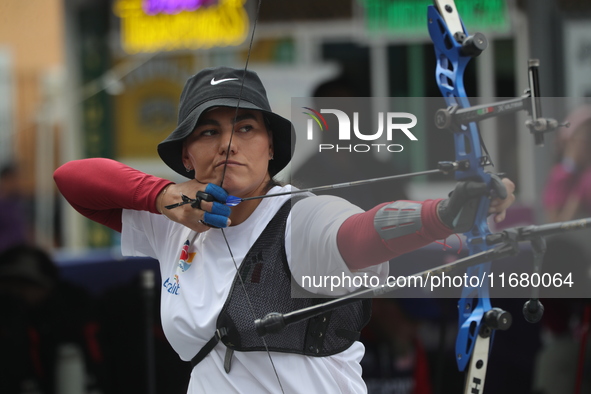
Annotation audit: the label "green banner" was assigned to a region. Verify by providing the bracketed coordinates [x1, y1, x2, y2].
[79, 3, 116, 248]
[359, 0, 508, 34]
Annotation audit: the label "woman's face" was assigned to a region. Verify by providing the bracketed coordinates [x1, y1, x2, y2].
[182, 107, 273, 197]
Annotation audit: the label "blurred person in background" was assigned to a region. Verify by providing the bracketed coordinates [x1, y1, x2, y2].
[360, 298, 440, 394]
[0, 164, 29, 252]
[534, 105, 591, 393]
[0, 244, 100, 394]
[543, 105, 591, 222]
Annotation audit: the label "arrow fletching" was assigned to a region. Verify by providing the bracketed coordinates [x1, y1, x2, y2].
[225, 195, 242, 206]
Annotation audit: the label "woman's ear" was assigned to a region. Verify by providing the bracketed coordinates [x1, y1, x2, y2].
[181, 144, 193, 171]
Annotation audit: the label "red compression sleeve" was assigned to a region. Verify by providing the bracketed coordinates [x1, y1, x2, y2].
[54, 158, 173, 232]
[336, 199, 454, 270]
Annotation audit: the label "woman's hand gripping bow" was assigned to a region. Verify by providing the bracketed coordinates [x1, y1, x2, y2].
[438, 176, 516, 232]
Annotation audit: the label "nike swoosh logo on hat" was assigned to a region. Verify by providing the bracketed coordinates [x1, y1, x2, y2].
[211, 77, 239, 85]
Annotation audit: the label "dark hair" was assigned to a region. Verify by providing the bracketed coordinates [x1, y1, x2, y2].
[264, 115, 285, 179]
[263, 115, 283, 190]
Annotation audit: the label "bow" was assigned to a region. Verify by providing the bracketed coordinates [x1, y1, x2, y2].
[427, 2, 502, 391]
[427, 1, 560, 392]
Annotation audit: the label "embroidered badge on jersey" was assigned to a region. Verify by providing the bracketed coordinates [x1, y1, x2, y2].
[178, 239, 196, 272]
[163, 274, 181, 295]
[163, 238, 197, 296]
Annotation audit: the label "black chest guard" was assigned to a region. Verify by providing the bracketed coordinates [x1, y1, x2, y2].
[191, 197, 371, 369]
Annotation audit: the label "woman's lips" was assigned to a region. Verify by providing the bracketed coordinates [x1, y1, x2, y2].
[215, 160, 242, 168]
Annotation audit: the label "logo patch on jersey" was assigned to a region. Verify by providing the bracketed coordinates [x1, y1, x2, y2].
[163, 276, 180, 295]
[178, 240, 196, 272]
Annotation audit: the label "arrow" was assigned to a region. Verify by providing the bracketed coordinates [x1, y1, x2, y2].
[224, 161, 460, 206]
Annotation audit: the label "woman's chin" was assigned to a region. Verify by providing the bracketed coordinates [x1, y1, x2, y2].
[224, 186, 251, 198]
[224, 181, 269, 199]
[194, 173, 223, 186]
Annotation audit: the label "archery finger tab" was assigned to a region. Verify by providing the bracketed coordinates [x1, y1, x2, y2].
[192, 190, 217, 210]
[190, 192, 210, 210]
[197, 191, 214, 202]
[165, 202, 181, 210]
[210, 201, 231, 217]
[203, 212, 230, 228]
[204, 183, 229, 202]
[165, 193, 195, 210]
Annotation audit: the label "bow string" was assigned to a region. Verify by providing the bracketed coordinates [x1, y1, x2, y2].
[216, 1, 287, 393]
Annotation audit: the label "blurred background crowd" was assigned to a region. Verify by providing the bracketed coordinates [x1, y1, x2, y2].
[1, 0, 591, 393]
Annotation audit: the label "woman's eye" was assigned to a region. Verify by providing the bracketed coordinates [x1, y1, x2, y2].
[237, 125, 253, 133]
[199, 129, 217, 136]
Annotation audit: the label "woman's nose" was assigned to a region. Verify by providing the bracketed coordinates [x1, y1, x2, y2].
[218, 129, 236, 155]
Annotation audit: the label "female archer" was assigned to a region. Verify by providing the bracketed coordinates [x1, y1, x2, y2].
[54, 66, 515, 393]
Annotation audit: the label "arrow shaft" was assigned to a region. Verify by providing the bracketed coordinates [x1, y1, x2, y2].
[233, 168, 443, 204]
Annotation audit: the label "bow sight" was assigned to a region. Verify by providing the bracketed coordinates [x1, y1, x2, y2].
[434, 59, 567, 149]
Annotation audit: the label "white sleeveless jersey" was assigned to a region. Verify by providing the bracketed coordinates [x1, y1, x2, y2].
[121, 185, 388, 393]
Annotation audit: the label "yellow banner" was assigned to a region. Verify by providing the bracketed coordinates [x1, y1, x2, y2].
[115, 56, 194, 158]
[114, 0, 249, 53]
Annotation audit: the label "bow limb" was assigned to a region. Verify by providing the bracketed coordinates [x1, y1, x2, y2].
[216, 1, 286, 392]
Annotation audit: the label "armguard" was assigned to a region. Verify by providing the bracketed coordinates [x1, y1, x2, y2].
[373, 201, 423, 240]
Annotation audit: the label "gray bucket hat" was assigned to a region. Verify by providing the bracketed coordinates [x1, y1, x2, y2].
[158, 67, 295, 179]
